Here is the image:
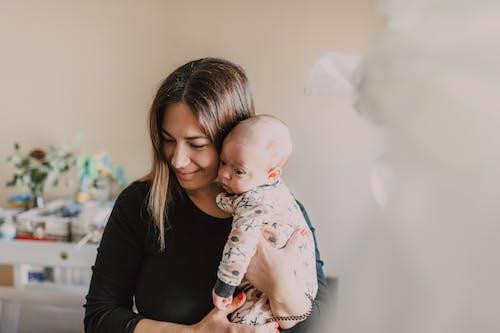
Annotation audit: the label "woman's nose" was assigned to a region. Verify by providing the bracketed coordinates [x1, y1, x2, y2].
[170, 144, 190, 169]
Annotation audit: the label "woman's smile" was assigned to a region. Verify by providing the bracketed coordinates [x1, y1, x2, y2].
[175, 169, 199, 181]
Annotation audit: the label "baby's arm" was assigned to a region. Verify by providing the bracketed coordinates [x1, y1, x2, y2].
[216, 191, 236, 214]
[213, 207, 266, 301]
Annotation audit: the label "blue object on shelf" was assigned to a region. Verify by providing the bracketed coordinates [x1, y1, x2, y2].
[56, 201, 83, 217]
[28, 271, 46, 282]
[7, 194, 32, 203]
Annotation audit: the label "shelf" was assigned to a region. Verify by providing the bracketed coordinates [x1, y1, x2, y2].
[0, 239, 98, 268]
[24, 281, 89, 294]
[0, 285, 87, 304]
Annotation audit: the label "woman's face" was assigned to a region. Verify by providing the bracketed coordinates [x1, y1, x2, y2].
[162, 102, 220, 194]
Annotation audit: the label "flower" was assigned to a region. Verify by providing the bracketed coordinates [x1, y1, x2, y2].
[6, 143, 74, 198]
[29, 149, 46, 161]
[76, 151, 127, 197]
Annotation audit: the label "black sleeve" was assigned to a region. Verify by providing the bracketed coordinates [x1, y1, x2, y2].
[84, 182, 148, 333]
[214, 277, 237, 298]
[282, 201, 330, 333]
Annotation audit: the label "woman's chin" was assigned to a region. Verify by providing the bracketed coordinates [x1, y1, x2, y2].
[177, 178, 202, 192]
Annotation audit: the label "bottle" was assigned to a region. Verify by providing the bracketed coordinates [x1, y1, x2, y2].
[0, 216, 17, 240]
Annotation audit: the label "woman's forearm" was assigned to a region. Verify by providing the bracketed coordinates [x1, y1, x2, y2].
[134, 318, 195, 333]
[269, 288, 311, 330]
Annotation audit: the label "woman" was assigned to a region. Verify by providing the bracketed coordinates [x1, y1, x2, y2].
[84, 58, 329, 333]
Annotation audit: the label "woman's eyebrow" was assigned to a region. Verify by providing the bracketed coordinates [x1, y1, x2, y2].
[161, 128, 207, 140]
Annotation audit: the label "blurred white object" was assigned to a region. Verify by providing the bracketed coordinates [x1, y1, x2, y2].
[0, 216, 17, 240]
[331, 1, 500, 333]
[40, 199, 66, 214]
[0, 209, 20, 240]
[370, 154, 395, 208]
[16, 207, 71, 241]
[71, 200, 112, 245]
[305, 53, 361, 95]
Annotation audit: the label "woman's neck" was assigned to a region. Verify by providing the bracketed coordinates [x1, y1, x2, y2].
[185, 182, 220, 201]
[185, 183, 231, 219]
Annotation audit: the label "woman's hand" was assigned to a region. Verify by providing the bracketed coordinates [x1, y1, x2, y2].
[192, 292, 279, 333]
[246, 228, 308, 301]
[245, 228, 312, 329]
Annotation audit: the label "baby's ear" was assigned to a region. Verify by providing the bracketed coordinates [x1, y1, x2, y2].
[267, 167, 282, 183]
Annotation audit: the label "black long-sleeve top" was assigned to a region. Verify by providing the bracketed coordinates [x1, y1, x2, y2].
[84, 181, 328, 333]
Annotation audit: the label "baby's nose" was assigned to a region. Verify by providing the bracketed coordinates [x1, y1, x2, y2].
[219, 167, 231, 180]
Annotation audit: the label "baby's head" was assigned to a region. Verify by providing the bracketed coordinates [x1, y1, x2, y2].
[218, 114, 292, 194]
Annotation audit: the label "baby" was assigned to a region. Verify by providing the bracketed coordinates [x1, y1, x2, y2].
[212, 114, 318, 326]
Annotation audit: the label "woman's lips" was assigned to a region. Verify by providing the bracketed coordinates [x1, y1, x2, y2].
[175, 170, 198, 181]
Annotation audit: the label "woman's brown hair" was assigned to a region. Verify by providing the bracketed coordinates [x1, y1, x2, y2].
[144, 58, 255, 251]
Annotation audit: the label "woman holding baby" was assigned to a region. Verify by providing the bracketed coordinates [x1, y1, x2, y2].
[84, 58, 329, 333]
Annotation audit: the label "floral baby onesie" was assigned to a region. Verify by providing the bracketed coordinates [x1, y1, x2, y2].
[214, 179, 318, 325]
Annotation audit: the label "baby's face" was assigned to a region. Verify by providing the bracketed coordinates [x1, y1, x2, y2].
[218, 138, 270, 194]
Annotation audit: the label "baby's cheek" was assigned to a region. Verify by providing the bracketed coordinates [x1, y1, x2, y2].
[233, 181, 250, 194]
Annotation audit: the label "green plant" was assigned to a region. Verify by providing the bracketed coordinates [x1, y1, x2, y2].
[6, 143, 74, 197]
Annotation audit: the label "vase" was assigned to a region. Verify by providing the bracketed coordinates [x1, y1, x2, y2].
[33, 194, 45, 209]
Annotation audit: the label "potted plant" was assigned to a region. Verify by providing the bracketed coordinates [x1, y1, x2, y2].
[6, 143, 74, 208]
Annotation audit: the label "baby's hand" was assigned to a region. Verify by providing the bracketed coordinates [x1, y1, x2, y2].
[212, 288, 233, 310]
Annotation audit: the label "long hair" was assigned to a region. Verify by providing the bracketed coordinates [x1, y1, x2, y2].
[143, 58, 255, 251]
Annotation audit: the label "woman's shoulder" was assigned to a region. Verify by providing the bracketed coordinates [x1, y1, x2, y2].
[110, 180, 154, 238]
[116, 179, 151, 204]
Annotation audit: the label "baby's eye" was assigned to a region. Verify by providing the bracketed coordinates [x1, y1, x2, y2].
[233, 168, 246, 175]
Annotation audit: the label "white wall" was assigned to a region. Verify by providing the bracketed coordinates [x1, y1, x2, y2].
[0, 0, 384, 277]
